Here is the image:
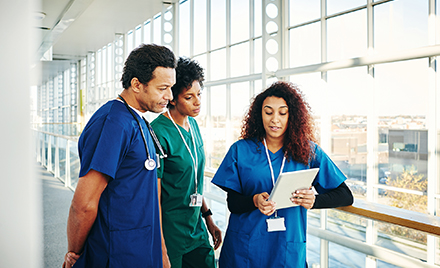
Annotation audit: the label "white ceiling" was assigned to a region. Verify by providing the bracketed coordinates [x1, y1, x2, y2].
[33, 0, 169, 85]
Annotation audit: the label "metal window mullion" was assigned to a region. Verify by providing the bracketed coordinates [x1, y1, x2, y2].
[173, 2, 180, 54]
[190, 0, 194, 57]
[206, 0, 211, 54]
[249, 0, 255, 96]
[319, 1, 330, 268]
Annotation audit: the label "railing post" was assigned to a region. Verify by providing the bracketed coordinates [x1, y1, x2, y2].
[42, 134, 47, 168]
[47, 136, 52, 173]
[65, 139, 71, 188]
[54, 137, 60, 178]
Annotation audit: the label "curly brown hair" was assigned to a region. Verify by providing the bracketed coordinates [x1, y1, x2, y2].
[240, 81, 317, 165]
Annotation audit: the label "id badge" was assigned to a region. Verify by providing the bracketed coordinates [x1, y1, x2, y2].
[189, 194, 203, 207]
[156, 154, 161, 169]
[266, 217, 286, 232]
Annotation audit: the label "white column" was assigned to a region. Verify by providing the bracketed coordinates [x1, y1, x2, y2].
[0, 0, 43, 267]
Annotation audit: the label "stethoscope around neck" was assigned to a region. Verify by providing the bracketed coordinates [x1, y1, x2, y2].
[118, 95, 167, 170]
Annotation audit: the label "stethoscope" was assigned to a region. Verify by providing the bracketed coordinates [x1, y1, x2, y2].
[118, 95, 167, 170]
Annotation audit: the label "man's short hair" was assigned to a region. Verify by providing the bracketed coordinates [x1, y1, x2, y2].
[121, 44, 177, 89]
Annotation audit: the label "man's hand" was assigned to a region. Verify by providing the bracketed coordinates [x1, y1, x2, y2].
[62, 252, 80, 268]
[162, 250, 171, 268]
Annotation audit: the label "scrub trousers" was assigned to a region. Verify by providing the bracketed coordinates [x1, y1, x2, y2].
[168, 242, 216, 268]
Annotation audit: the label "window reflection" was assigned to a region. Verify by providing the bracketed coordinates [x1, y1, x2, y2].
[374, 0, 428, 54]
[231, 42, 250, 77]
[153, 14, 162, 45]
[289, 0, 320, 26]
[179, 2, 190, 56]
[327, 67, 369, 198]
[143, 21, 151, 45]
[210, 85, 227, 168]
[289, 22, 321, 68]
[231, 0, 249, 44]
[210, 49, 226, 81]
[193, 0, 207, 55]
[210, 0, 226, 50]
[327, 0, 366, 16]
[327, 10, 367, 61]
[230, 82, 250, 142]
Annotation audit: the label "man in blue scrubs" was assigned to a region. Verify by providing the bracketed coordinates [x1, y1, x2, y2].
[63, 44, 176, 268]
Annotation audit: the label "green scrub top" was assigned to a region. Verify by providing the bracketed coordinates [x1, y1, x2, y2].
[151, 114, 209, 258]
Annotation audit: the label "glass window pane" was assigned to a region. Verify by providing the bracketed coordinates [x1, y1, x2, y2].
[327, 67, 369, 198]
[211, 0, 226, 50]
[194, 0, 207, 54]
[230, 42, 250, 77]
[210, 49, 226, 81]
[289, 72, 323, 116]
[375, 59, 429, 208]
[254, 0, 262, 37]
[193, 54, 207, 79]
[135, 24, 142, 47]
[231, 0, 249, 44]
[153, 14, 162, 45]
[327, 0, 366, 16]
[210, 85, 227, 168]
[289, 22, 321, 68]
[127, 30, 134, 53]
[438, 0, 440, 45]
[327, 10, 367, 62]
[253, 38, 262, 74]
[179, 1, 190, 56]
[328, 242, 367, 267]
[143, 21, 151, 44]
[374, 0, 428, 54]
[376, 221, 427, 261]
[230, 82, 251, 142]
[289, 0, 320, 26]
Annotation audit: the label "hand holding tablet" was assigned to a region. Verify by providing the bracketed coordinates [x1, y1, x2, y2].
[268, 168, 320, 210]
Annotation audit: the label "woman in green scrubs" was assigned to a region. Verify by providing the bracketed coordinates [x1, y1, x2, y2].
[151, 57, 222, 268]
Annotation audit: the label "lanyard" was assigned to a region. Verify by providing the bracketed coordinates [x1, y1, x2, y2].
[263, 138, 286, 217]
[263, 138, 286, 187]
[167, 110, 199, 194]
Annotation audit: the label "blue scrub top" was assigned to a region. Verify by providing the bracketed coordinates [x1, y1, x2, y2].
[212, 138, 346, 268]
[74, 100, 162, 268]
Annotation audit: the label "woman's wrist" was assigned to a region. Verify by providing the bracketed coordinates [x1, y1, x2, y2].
[252, 194, 258, 207]
[202, 208, 213, 218]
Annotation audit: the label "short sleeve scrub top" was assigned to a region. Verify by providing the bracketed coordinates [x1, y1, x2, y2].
[211, 138, 347, 268]
[151, 114, 211, 259]
[73, 100, 162, 268]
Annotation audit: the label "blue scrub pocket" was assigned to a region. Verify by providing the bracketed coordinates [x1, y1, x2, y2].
[109, 226, 153, 267]
[219, 230, 250, 268]
[286, 241, 307, 268]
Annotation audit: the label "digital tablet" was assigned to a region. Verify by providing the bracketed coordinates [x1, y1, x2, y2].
[268, 168, 320, 210]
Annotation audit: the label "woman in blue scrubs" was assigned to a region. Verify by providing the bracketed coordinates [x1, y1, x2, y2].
[212, 81, 353, 268]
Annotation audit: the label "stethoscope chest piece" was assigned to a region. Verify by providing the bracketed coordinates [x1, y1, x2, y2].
[145, 158, 156, 170]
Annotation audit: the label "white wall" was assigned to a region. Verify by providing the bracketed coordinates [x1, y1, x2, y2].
[0, 0, 43, 267]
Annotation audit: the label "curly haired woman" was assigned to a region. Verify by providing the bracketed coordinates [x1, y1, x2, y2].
[151, 57, 222, 268]
[212, 81, 353, 268]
